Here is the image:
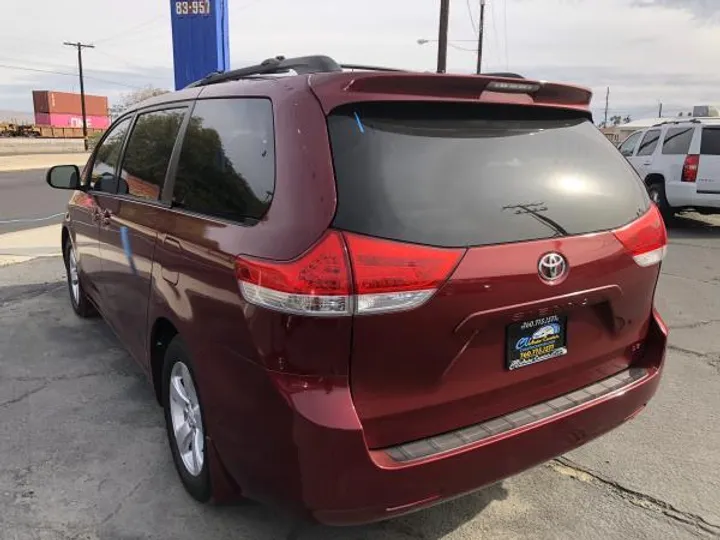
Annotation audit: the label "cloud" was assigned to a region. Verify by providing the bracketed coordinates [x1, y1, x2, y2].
[632, 0, 720, 17]
[1, 0, 718, 126]
[0, 66, 174, 115]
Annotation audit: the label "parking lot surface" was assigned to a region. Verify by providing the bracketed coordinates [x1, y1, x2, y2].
[0, 170, 70, 235]
[1, 215, 719, 540]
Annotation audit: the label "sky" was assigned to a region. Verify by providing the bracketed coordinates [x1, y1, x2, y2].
[0, 0, 718, 123]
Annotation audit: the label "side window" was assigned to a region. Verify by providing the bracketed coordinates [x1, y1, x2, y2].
[173, 98, 275, 223]
[618, 131, 641, 157]
[700, 128, 720, 155]
[119, 108, 186, 201]
[88, 117, 131, 192]
[662, 127, 694, 155]
[637, 129, 661, 156]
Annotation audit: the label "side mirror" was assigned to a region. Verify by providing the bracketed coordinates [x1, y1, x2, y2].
[47, 165, 81, 190]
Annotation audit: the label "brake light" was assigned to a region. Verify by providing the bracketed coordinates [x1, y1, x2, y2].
[486, 80, 541, 93]
[613, 205, 667, 267]
[235, 231, 464, 316]
[344, 233, 464, 314]
[682, 154, 699, 182]
[235, 231, 352, 316]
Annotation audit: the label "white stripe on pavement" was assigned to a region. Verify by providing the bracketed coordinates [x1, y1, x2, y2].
[0, 213, 65, 225]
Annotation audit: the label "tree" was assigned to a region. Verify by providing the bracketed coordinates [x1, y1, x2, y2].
[609, 115, 632, 126]
[110, 86, 170, 118]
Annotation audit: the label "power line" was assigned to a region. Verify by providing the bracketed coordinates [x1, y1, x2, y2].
[489, 0, 500, 66]
[503, 0, 509, 69]
[448, 42, 479, 52]
[466, 0, 479, 34]
[0, 54, 146, 82]
[91, 49, 169, 81]
[0, 62, 141, 89]
[0, 32, 60, 48]
[92, 15, 165, 45]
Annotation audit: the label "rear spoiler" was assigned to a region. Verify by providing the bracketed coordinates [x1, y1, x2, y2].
[309, 72, 592, 115]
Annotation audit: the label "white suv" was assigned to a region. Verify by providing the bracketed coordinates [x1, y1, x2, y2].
[618, 118, 720, 220]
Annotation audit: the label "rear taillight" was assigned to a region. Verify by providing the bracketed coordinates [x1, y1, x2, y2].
[613, 205, 668, 267]
[235, 232, 463, 316]
[344, 233, 463, 314]
[235, 231, 352, 316]
[682, 154, 700, 182]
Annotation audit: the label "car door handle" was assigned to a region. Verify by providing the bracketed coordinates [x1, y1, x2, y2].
[643, 161, 652, 166]
[161, 236, 181, 285]
[101, 209, 112, 227]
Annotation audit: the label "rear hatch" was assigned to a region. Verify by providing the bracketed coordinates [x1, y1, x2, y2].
[327, 101, 663, 449]
[696, 127, 720, 194]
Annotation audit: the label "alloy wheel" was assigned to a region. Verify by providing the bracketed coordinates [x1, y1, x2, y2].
[168, 361, 205, 476]
[68, 247, 80, 305]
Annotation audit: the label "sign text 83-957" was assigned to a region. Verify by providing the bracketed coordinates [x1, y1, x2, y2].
[175, 0, 211, 16]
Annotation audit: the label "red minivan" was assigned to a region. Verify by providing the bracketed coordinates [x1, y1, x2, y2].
[47, 55, 668, 525]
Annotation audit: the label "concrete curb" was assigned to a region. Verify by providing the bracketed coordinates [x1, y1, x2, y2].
[0, 224, 61, 266]
[0, 138, 86, 156]
[0, 153, 90, 172]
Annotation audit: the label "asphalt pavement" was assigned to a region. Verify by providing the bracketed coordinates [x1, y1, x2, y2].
[0, 214, 719, 539]
[0, 169, 71, 234]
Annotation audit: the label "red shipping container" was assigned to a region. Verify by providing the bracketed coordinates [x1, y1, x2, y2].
[35, 112, 110, 129]
[33, 90, 109, 116]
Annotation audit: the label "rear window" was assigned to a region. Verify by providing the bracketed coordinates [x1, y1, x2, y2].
[328, 103, 649, 248]
[700, 128, 720, 155]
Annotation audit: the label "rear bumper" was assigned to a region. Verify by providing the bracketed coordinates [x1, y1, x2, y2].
[221, 309, 668, 525]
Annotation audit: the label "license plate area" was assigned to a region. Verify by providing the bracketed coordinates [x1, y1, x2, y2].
[506, 315, 568, 370]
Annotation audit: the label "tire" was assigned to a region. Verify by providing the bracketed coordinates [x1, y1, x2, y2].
[63, 240, 96, 318]
[162, 337, 212, 502]
[647, 183, 675, 222]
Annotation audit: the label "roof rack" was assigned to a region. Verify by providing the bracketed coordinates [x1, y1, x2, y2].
[185, 54, 527, 89]
[340, 64, 406, 72]
[185, 55, 343, 88]
[651, 118, 702, 127]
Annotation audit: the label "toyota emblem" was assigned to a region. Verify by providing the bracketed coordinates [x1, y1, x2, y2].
[538, 253, 568, 282]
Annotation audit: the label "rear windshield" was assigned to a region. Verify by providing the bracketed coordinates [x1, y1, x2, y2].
[701, 128, 720, 155]
[328, 103, 649, 247]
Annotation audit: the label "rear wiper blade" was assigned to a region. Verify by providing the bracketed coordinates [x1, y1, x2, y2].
[502, 202, 569, 237]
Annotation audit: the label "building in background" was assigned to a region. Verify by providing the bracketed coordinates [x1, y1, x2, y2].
[32, 91, 110, 130]
[602, 104, 720, 145]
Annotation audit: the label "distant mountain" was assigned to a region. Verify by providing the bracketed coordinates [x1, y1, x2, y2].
[0, 110, 34, 124]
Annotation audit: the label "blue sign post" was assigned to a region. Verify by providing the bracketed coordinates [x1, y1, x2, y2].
[170, 0, 230, 90]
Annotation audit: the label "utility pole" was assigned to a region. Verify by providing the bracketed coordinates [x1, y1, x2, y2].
[658, 102, 663, 118]
[63, 41, 95, 151]
[437, 0, 450, 73]
[603, 87, 610, 128]
[476, 0, 486, 74]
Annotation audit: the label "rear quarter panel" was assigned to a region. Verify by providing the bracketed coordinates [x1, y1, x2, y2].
[147, 83, 353, 502]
